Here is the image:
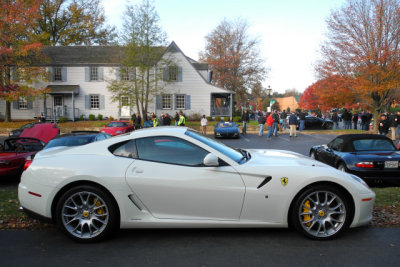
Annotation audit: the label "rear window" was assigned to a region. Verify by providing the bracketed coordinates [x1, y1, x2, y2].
[352, 139, 395, 151]
[44, 136, 94, 149]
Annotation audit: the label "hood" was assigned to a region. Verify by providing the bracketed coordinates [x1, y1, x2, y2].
[245, 149, 329, 168]
[20, 123, 59, 143]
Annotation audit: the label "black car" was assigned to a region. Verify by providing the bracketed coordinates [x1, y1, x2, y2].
[9, 122, 42, 137]
[309, 134, 400, 185]
[43, 131, 112, 150]
[304, 116, 333, 130]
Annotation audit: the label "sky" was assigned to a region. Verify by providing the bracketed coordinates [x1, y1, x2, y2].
[102, 0, 346, 94]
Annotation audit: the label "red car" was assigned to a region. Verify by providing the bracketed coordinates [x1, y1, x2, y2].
[100, 121, 133, 136]
[0, 123, 59, 178]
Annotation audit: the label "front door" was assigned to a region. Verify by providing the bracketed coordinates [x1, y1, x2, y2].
[121, 96, 131, 118]
[53, 95, 63, 117]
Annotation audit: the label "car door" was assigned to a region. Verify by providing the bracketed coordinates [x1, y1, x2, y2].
[124, 136, 245, 221]
[318, 138, 343, 166]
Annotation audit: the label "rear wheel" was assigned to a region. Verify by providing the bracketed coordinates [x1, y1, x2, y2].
[291, 185, 352, 240]
[56, 185, 118, 243]
[310, 151, 317, 159]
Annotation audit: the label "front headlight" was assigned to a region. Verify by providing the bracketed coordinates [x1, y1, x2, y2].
[349, 174, 370, 189]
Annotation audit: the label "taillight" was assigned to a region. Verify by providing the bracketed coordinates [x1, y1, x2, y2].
[24, 160, 32, 170]
[355, 162, 374, 168]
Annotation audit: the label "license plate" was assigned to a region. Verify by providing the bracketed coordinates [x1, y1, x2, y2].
[384, 161, 399, 168]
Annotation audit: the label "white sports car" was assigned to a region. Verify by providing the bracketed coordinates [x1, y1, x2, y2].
[19, 127, 375, 242]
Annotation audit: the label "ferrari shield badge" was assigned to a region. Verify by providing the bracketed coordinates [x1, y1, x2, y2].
[281, 177, 288, 186]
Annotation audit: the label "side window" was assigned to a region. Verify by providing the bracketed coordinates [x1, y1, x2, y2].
[136, 136, 209, 166]
[109, 140, 137, 158]
[329, 138, 343, 151]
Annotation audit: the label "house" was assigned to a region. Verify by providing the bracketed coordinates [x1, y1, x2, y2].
[272, 96, 300, 112]
[2, 42, 234, 121]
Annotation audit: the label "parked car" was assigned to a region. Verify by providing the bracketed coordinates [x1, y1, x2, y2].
[43, 131, 113, 150]
[1, 123, 59, 178]
[19, 127, 374, 242]
[287, 115, 334, 130]
[309, 134, 399, 185]
[9, 122, 42, 137]
[214, 121, 240, 138]
[100, 121, 133, 136]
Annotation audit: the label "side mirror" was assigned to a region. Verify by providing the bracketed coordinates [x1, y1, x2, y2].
[203, 153, 219, 167]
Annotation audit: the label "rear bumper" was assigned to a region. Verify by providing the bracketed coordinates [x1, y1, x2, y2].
[19, 206, 53, 224]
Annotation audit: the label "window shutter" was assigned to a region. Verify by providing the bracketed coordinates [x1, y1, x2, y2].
[61, 67, 67, 82]
[163, 68, 168, 81]
[185, 95, 191, 110]
[12, 100, 19, 110]
[178, 67, 183, 82]
[98, 67, 104, 81]
[156, 95, 161, 109]
[85, 95, 89, 109]
[85, 67, 90, 82]
[100, 95, 105, 109]
[116, 67, 121, 82]
[27, 100, 33, 110]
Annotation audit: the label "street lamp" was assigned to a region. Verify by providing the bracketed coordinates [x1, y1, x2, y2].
[266, 85, 272, 98]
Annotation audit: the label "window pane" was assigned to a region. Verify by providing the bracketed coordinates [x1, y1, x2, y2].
[162, 94, 171, 109]
[18, 97, 27, 109]
[90, 95, 100, 109]
[121, 96, 129, 106]
[54, 67, 62, 81]
[175, 94, 185, 109]
[136, 136, 208, 166]
[90, 67, 98, 81]
[109, 140, 137, 158]
[168, 67, 178, 81]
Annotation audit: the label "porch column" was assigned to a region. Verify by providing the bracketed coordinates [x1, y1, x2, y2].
[72, 92, 75, 122]
[230, 93, 233, 120]
[43, 93, 47, 117]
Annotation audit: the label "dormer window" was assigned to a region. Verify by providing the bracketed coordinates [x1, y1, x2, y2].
[54, 67, 62, 81]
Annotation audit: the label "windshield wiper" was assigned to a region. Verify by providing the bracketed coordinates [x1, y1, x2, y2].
[237, 148, 250, 163]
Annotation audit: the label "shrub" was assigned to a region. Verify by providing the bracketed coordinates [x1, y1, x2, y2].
[189, 113, 202, 121]
[79, 115, 85, 121]
[214, 116, 221, 122]
[224, 117, 230, 122]
[206, 116, 212, 121]
[109, 116, 114, 121]
[97, 114, 103, 120]
[58, 116, 68, 123]
[233, 116, 241, 122]
[88, 114, 96, 121]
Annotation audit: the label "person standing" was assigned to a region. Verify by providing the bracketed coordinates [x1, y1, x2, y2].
[389, 112, 397, 141]
[163, 113, 171, 126]
[332, 112, 339, 129]
[352, 112, 358, 130]
[299, 110, 306, 132]
[134, 113, 141, 130]
[241, 110, 250, 135]
[177, 113, 186, 126]
[289, 112, 298, 137]
[152, 116, 159, 127]
[280, 110, 287, 131]
[272, 110, 279, 136]
[258, 113, 266, 136]
[396, 111, 400, 139]
[378, 114, 390, 135]
[266, 112, 273, 140]
[200, 115, 208, 134]
[360, 111, 368, 131]
[174, 112, 179, 126]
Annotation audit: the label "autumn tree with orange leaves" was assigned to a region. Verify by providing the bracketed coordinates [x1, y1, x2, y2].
[0, 0, 49, 122]
[316, 0, 400, 129]
[200, 19, 268, 106]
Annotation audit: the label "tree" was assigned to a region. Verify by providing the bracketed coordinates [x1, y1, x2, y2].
[298, 83, 322, 111]
[107, 0, 168, 117]
[36, 0, 117, 45]
[317, 0, 400, 129]
[0, 0, 48, 122]
[199, 18, 268, 105]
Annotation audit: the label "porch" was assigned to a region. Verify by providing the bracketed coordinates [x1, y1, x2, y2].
[44, 85, 80, 121]
[211, 93, 233, 118]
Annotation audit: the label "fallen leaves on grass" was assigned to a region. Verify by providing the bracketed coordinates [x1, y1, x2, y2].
[371, 206, 400, 227]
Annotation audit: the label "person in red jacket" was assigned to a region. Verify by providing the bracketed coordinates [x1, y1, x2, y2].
[266, 112, 274, 140]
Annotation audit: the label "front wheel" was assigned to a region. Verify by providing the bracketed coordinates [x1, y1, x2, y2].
[338, 163, 347, 172]
[291, 185, 352, 240]
[56, 185, 119, 243]
[309, 151, 317, 159]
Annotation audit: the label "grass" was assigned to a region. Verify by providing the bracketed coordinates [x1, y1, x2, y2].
[0, 186, 399, 229]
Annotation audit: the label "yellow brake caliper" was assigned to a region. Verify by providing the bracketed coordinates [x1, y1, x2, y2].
[94, 198, 105, 215]
[303, 200, 311, 226]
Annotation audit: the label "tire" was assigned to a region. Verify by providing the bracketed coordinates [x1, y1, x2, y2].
[338, 163, 347, 172]
[56, 185, 119, 243]
[325, 123, 333, 130]
[309, 151, 317, 160]
[291, 185, 352, 240]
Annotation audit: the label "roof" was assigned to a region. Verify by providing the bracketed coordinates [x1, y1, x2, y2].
[335, 134, 392, 152]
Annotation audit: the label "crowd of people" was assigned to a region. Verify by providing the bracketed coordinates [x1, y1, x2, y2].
[131, 110, 187, 130]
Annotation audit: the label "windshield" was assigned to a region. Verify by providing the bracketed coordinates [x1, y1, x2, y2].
[44, 136, 95, 149]
[106, 122, 127, 127]
[352, 139, 395, 151]
[185, 130, 243, 163]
